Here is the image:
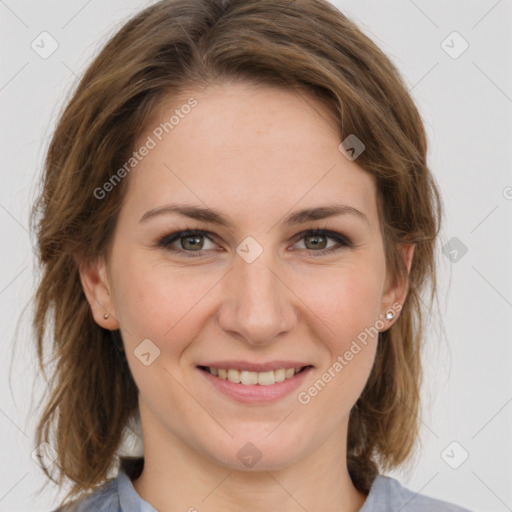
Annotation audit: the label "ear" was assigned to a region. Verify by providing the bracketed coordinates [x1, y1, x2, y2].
[380, 243, 415, 326]
[76, 254, 120, 330]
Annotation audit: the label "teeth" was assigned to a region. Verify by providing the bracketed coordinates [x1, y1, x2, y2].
[274, 368, 285, 383]
[227, 369, 241, 383]
[240, 370, 258, 385]
[257, 371, 275, 385]
[206, 366, 305, 385]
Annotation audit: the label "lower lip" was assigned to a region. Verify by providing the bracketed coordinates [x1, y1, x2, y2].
[198, 367, 313, 404]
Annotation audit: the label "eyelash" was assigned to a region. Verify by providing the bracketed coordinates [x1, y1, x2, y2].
[156, 226, 353, 258]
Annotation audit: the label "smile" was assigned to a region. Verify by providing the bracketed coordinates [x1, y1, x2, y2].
[197, 364, 314, 403]
[198, 365, 311, 385]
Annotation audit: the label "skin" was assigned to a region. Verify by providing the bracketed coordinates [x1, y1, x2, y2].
[79, 81, 414, 512]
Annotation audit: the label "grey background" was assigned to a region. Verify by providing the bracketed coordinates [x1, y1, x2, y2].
[1, 1, 511, 511]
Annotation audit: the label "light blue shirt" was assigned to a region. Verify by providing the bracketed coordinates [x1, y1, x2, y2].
[53, 469, 473, 511]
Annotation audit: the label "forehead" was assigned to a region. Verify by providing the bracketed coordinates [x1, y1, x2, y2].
[121, 82, 378, 228]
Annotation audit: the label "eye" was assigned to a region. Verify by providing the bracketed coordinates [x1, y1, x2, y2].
[157, 227, 353, 258]
[158, 229, 218, 257]
[290, 228, 353, 256]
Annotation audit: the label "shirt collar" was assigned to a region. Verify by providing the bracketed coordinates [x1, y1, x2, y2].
[117, 469, 158, 512]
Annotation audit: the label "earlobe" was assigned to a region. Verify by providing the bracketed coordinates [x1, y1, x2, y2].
[76, 255, 119, 330]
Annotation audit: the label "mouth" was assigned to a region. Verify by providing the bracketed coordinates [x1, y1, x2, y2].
[197, 365, 313, 386]
[196, 362, 314, 403]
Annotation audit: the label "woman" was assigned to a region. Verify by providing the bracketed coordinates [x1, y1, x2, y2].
[31, 0, 473, 510]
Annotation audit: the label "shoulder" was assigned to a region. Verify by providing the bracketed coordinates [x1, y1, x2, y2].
[51, 474, 121, 512]
[361, 475, 474, 512]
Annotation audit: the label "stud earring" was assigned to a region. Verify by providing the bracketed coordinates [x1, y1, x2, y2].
[104, 313, 109, 319]
[385, 311, 395, 321]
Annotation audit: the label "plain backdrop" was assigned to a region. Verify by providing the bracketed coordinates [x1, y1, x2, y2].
[1, 1, 511, 511]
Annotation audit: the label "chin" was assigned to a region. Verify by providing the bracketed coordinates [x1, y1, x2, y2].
[198, 430, 307, 472]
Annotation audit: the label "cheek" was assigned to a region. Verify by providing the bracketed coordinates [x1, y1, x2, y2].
[298, 265, 382, 398]
[111, 254, 221, 349]
[299, 262, 384, 340]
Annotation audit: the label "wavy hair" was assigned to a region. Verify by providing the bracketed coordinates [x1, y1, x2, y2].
[30, 0, 442, 507]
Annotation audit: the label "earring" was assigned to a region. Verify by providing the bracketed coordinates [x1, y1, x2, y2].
[385, 311, 395, 321]
[104, 313, 109, 319]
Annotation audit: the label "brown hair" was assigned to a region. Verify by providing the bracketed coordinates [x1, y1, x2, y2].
[30, 0, 442, 507]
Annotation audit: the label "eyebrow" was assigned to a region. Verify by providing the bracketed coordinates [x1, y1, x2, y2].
[139, 203, 370, 228]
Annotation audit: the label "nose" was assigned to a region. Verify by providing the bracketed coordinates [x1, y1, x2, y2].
[217, 251, 298, 347]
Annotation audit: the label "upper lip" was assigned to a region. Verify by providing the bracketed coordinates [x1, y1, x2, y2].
[198, 360, 313, 372]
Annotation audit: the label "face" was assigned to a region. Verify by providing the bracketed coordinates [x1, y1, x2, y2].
[80, 81, 411, 471]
